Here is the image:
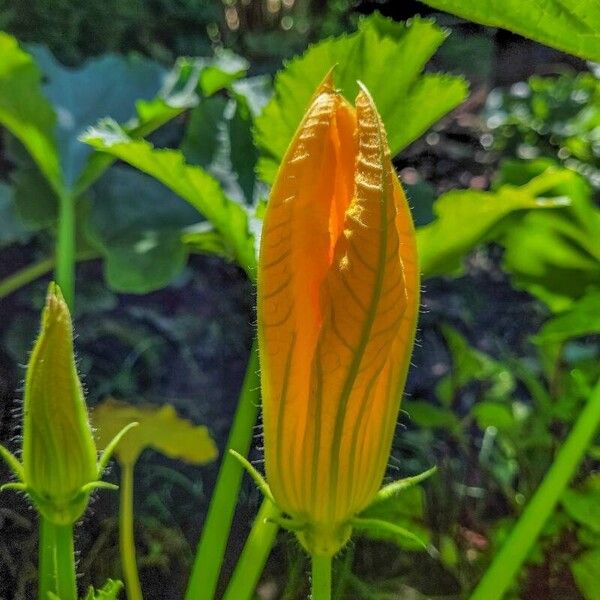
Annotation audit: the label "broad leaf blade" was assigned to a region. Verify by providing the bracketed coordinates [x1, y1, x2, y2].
[418, 0, 600, 62]
[255, 14, 468, 182]
[417, 167, 573, 277]
[92, 398, 218, 467]
[83, 124, 257, 278]
[87, 167, 201, 293]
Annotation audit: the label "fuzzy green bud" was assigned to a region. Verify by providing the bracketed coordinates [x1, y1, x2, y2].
[20, 283, 98, 524]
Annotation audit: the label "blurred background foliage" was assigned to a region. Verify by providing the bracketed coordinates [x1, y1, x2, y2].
[0, 1, 598, 599]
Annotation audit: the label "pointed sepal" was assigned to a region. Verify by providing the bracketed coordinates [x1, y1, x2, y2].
[229, 449, 275, 503]
[96, 421, 139, 477]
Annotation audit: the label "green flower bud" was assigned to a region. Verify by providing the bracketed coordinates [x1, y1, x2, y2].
[0, 283, 136, 525]
[21, 282, 98, 524]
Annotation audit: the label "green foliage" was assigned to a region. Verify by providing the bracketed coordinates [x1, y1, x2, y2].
[82, 579, 123, 600]
[86, 168, 199, 293]
[83, 125, 257, 280]
[485, 73, 600, 189]
[255, 13, 468, 182]
[418, 0, 600, 62]
[417, 165, 572, 277]
[0, 33, 63, 194]
[496, 159, 600, 312]
[534, 291, 600, 371]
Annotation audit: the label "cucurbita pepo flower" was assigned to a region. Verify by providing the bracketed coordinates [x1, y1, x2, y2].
[0, 283, 135, 525]
[257, 73, 420, 555]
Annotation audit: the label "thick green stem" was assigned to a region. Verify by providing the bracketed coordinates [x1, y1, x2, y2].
[185, 341, 260, 600]
[311, 554, 332, 600]
[53, 523, 77, 600]
[120, 461, 143, 600]
[223, 498, 280, 600]
[470, 377, 600, 600]
[39, 516, 56, 600]
[55, 190, 76, 308]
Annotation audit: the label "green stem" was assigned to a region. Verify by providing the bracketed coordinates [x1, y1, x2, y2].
[311, 554, 332, 600]
[470, 377, 600, 600]
[223, 498, 280, 600]
[0, 251, 99, 301]
[53, 523, 77, 600]
[55, 190, 76, 308]
[0, 257, 55, 301]
[185, 341, 260, 600]
[120, 461, 143, 600]
[39, 516, 56, 600]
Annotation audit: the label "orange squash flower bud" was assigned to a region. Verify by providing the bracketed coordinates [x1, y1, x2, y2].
[257, 74, 420, 555]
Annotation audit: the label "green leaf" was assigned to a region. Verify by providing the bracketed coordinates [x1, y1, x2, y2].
[571, 549, 600, 600]
[82, 579, 123, 600]
[83, 124, 257, 278]
[498, 160, 600, 311]
[417, 0, 600, 62]
[30, 45, 167, 189]
[86, 167, 200, 293]
[403, 399, 461, 431]
[255, 13, 468, 182]
[0, 183, 30, 247]
[534, 291, 600, 370]
[418, 166, 573, 277]
[439, 324, 513, 395]
[198, 49, 249, 97]
[561, 487, 600, 534]
[471, 402, 515, 432]
[0, 33, 63, 195]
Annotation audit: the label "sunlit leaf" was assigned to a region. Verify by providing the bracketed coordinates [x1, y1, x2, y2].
[418, 166, 573, 277]
[418, 0, 600, 62]
[255, 13, 468, 182]
[497, 160, 600, 312]
[92, 397, 218, 466]
[0, 33, 63, 195]
[83, 124, 257, 278]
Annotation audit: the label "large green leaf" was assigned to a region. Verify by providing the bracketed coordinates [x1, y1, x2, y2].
[30, 45, 167, 188]
[497, 160, 600, 312]
[255, 13, 468, 182]
[417, 167, 573, 277]
[83, 123, 257, 278]
[0, 33, 63, 195]
[86, 167, 200, 293]
[418, 0, 600, 62]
